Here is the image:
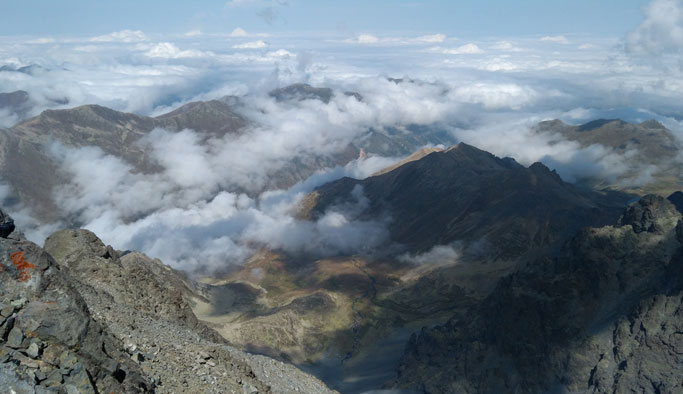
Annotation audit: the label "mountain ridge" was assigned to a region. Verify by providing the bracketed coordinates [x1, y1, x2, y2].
[305, 142, 628, 256]
[393, 193, 683, 393]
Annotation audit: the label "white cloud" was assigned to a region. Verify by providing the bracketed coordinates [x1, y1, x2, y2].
[225, 0, 259, 7]
[435, 43, 484, 55]
[230, 27, 249, 37]
[540, 35, 570, 44]
[414, 34, 446, 43]
[479, 59, 519, 72]
[45, 136, 392, 272]
[90, 29, 148, 43]
[451, 115, 654, 186]
[233, 40, 269, 49]
[342, 33, 445, 46]
[626, 0, 683, 55]
[352, 34, 380, 44]
[399, 243, 461, 265]
[0, 108, 21, 128]
[184, 30, 203, 37]
[25, 37, 56, 44]
[490, 40, 523, 51]
[266, 49, 293, 57]
[145, 42, 213, 58]
[450, 83, 538, 109]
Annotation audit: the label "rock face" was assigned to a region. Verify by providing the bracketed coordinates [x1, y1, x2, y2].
[0, 208, 337, 393]
[0, 210, 151, 393]
[42, 229, 337, 394]
[306, 143, 629, 257]
[393, 194, 683, 394]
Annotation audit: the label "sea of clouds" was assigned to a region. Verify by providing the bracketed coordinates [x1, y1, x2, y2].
[1, 0, 683, 272]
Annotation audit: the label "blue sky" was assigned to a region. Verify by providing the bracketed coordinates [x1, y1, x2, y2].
[1, 0, 651, 38]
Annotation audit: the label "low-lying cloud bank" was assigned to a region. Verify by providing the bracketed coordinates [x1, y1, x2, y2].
[42, 117, 398, 272]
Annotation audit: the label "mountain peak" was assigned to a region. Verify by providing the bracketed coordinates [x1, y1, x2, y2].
[155, 99, 246, 135]
[372, 146, 444, 176]
[155, 99, 232, 118]
[34, 104, 145, 126]
[639, 119, 666, 129]
[537, 119, 567, 129]
[309, 142, 625, 255]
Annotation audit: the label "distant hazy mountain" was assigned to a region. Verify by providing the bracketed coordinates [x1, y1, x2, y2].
[0, 63, 48, 75]
[269, 83, 364, 104]
[0, 90, 31, 118]
[0, 100, 247, 221]
[535, 118, 682, 195]
[269, 83, 334, 104]
[0, 85, 459, 223]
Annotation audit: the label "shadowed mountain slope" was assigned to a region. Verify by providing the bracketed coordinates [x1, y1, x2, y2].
[394, 194, 683, 393]
[305, 143, 629, 257]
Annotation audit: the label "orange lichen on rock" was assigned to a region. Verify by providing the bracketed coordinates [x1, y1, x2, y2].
[10, 250, 35, 282]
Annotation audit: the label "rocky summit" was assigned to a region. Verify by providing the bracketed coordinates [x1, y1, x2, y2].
[0, 209, 337, 394]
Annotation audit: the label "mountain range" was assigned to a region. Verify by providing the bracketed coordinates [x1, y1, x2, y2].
[2, 84, 683, 393]
[0, 84, 457, 224]
[191, 142, 634, 392]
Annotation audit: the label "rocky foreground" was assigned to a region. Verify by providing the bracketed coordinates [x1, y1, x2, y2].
[0, 211, 337, 393]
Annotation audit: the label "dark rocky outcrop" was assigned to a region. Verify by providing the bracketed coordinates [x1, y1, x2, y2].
[0, 209, 151, 393]
[0, 210, 14, 238]
[41, 229, 337, 394]
[619, 194, 680, 233]
[0, 208, 337, 393]
[668, 191, 683, 214]
[393, 195, 683, 394]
